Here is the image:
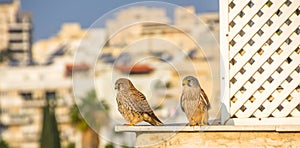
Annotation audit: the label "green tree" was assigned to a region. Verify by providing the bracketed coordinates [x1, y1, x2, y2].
[0, 139, 9, 148]
[40, 99, 61, 148]
[66, 142, 75, 148]
[105, 142, 115, 148]
[70, 90, 109, 148]
[0, 50, 10, 63]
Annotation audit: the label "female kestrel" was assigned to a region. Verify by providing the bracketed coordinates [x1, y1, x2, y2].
[180, 76, 210, 126]
[115, 78, 164, 126]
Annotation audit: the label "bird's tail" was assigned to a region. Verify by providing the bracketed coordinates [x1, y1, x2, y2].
[207, 102, 211, 110]
[144, 112, 164, 126]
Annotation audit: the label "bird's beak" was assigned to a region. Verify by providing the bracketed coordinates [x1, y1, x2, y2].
[182, 80, 188, 86]
[114, 85, 118, 90]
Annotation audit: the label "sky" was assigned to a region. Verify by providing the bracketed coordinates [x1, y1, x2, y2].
[21, 0, 219, 42]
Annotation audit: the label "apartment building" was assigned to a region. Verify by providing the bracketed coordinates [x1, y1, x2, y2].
[0, 66, 75, 147]
[0, 0, 33, 65]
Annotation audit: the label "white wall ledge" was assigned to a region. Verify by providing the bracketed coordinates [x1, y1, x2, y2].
[115, 124, 300, 132]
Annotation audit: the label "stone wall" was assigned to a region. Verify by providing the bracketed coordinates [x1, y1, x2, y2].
[136, 132, 300, 147]
[115, 125, 300, 147]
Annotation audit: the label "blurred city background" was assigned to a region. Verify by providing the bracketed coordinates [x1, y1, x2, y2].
[0, 0, 219, 148]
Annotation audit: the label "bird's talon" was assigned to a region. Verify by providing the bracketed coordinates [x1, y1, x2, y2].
[186, 123, 197, 126]
[124, 123, 134, 126]
[198, 123, 208, 126]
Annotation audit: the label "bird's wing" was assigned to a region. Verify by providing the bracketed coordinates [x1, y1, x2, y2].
[200, 88, 210, 108]
[180, 93, 186, 112]
[125, 89, 153, 113]
[126, 89, 163, 125]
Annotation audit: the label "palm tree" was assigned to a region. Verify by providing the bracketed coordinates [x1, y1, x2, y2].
[70, 90, 109, 148]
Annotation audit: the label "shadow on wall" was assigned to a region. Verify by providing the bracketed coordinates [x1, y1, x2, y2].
[221, 103, 234, 125]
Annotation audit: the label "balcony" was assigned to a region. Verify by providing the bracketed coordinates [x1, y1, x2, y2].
[9, 33, 30, 41]
[23, 99, 45, 108]
[2, 132, 39, 143]
[1, 114, 33, 126]
[56, 96, 73, 107]
[9, 23, 31, 31]
[23, 132, 40, 142]
[9, 42, 30, 50]
[56, 114, 70, 123]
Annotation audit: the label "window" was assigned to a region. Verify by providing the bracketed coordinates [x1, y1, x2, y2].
[0, 91, 7, 97]
[45, 91, 56, 100]
[19, 91, 32, 100]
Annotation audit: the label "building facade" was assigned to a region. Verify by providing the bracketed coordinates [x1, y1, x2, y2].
[0, 66, 76, 147]
[0, 0, 32, 65]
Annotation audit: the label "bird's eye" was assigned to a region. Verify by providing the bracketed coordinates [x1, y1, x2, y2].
[187, 80, 192, 86]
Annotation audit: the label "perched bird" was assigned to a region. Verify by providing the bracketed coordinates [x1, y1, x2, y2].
[180, 76, 210, 126]
[115, 78, 164, 126]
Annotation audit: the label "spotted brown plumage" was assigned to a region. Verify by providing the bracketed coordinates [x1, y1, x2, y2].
[180, 76, 210, 126]
[115, 78, 164, 126]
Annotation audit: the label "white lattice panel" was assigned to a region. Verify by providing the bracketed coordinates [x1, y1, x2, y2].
[220, 0, 300, 125]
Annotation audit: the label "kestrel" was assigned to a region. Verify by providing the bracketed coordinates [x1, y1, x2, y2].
[180, 76, 210, 126]
[115, 78, 164, 126]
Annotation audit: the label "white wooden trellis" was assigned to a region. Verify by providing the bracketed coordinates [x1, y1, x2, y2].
[220, 0, 300, 125]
